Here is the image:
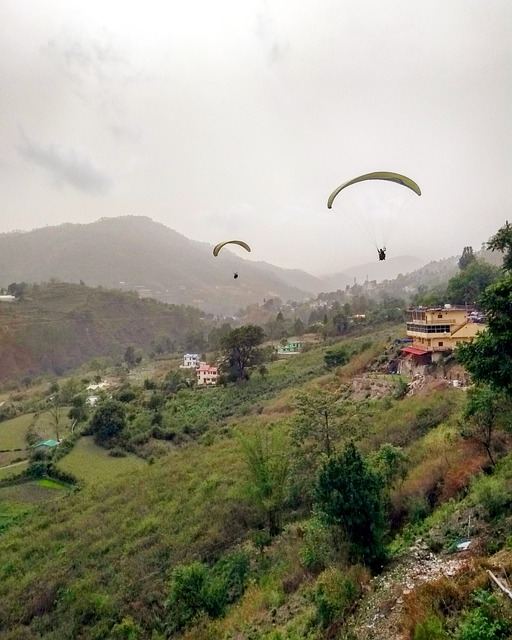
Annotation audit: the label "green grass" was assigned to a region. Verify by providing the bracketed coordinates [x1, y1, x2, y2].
[0, 502, 33, 536]
[0, 413, 34, 450]
[0, 460, 28, 480]
[57, 436, 146, 484]
[36, 478, 69, 490]
[0, 481, 65, 504]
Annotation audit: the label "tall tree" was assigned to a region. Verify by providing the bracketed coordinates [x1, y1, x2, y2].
[457, 276, 512, 393]
[445, 260, 500, 304]
[239, 430, 289, 537]
[460, 384, 512, 466]
[487, 220, 512, 272]
[314, 442, 385, 569]
[220, 325, 265, 382]
[458, 246, 476, 270]
[90, 400, 127, 445]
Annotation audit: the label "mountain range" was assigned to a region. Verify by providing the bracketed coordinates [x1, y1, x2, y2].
[0, 216, 445, 313]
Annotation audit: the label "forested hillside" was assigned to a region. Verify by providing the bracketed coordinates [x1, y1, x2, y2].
[0, 282, 206, 382]
[0, 217, 311, 314]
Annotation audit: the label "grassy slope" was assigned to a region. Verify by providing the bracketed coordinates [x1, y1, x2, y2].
[0, 413, 34, 450]
[0, 281, 205, 382]
[58, 437, 146, 484]
[1, 325, 495, 640]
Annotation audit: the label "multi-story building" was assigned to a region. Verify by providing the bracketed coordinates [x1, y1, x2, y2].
[196, 364, 218, 386]
[400, 304, 486, 372]
[180, 353, 200, 369]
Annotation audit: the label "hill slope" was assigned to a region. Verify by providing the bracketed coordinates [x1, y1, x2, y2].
[0, 217, 311, 314]
[0, 282, 205, 381]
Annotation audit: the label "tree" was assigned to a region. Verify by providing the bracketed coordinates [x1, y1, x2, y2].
[314, 442, 385, 569]
[458, 246, 476, 270]
[291, 387, 359, 460]
[90, 400, 127, 445]
[445, 260, 500, 304]
[68, 394, 87, 427]
[459, 384, 512, 466]
[487, 220, 512, 272]
[239, 430, 289, 537]
[220, 325, 266, 382]
[46, 393, 62, 441]
[457, 276, 512, 393]
[124, 346, 137, 368]
[324, 347, 350, 369]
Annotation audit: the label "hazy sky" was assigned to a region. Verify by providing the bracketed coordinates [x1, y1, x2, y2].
[1, 0, 511, 275]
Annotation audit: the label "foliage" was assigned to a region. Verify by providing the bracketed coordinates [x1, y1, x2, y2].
[165, 553, 250, 633]
[445, 259, 500, 305]
[89, 400, 127, 445]
[311, 565, 369, 630]
[324, 346, 350, 368]
[460, 384, 512, 466]
[220, 324, 266, 382]
[458, 246, 476, 271]
[455, 590, 511, 640]
[457, 275, 512, 392]
[487, 220, 512, 272]
[239, 429, 290, 536]
[314, 442, 386, 569]
[367, 443, 408, 492]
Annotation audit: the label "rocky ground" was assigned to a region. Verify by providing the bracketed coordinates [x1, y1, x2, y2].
[350, 539, 476, 640]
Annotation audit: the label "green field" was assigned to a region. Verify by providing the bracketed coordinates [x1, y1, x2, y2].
[0, 480, 65, 504]
[0, 461, 29, 480]
[0, 414, 34, 450]
[57, 437, 146, 484]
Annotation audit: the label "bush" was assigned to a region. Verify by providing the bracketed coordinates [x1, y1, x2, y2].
[471, 474, 512, 519]
[311, 565, 369, 629]
[455, 590, 511, 640]
[414, 616, 449, 639]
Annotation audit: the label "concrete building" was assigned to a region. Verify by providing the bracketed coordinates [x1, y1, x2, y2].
[399, 304, 486, 374]
[180, 353, 200, 369]
[196, 364, 218, 386]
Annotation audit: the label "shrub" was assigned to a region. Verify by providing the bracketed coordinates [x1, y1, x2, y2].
[471, 474, 512, 519]
[414, 616, 449, 639]
[455, 590, 511, 640]
[311, 565, 369, 629]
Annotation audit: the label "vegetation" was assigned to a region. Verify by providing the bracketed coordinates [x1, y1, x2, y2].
[2, 225, 512, 639]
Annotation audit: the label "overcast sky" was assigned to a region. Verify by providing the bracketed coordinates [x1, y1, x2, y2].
[1, 0, 511, 275]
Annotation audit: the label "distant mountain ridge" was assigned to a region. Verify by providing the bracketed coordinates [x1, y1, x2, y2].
[0, 217, 312, 314]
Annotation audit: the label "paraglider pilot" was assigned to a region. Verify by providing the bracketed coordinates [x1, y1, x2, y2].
[233, 272, 239, 279]
[378, 248, 386, 261]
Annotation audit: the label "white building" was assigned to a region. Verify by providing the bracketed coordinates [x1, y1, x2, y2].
[196, 364, 218, 386]
[0, 295, 16, 302]
[180, 353, 200, 369]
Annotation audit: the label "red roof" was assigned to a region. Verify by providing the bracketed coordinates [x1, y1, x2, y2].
[401, 346, 429, 356]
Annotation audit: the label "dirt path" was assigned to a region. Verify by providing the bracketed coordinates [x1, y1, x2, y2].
[351, 539, 473, 639]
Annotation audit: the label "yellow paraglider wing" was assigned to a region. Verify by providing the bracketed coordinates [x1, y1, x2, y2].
[212, 240, 252, 257]
[327, 171, 421, 209]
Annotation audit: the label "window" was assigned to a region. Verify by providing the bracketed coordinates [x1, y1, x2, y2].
[438, 313, 443, 318]
[438, 341, 443, 347]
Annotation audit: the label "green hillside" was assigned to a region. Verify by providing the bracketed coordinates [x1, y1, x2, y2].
[1, 321, 511, 640]
[0, 281, 205, 382]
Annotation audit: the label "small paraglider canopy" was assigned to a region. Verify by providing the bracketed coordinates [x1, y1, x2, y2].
[327, 171, 421, 209]
[212, 240, 251, 257]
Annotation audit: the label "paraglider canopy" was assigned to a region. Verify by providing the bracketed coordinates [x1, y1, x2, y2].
[212, 240, 251, 257]
[327, 171, 421, 209]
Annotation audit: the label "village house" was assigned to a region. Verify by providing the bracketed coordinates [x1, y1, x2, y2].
[196, 364, 218, 386]
[399, 304, 486, 374]
[180, 353, 200, 369]
[277, 339, 304, 355]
